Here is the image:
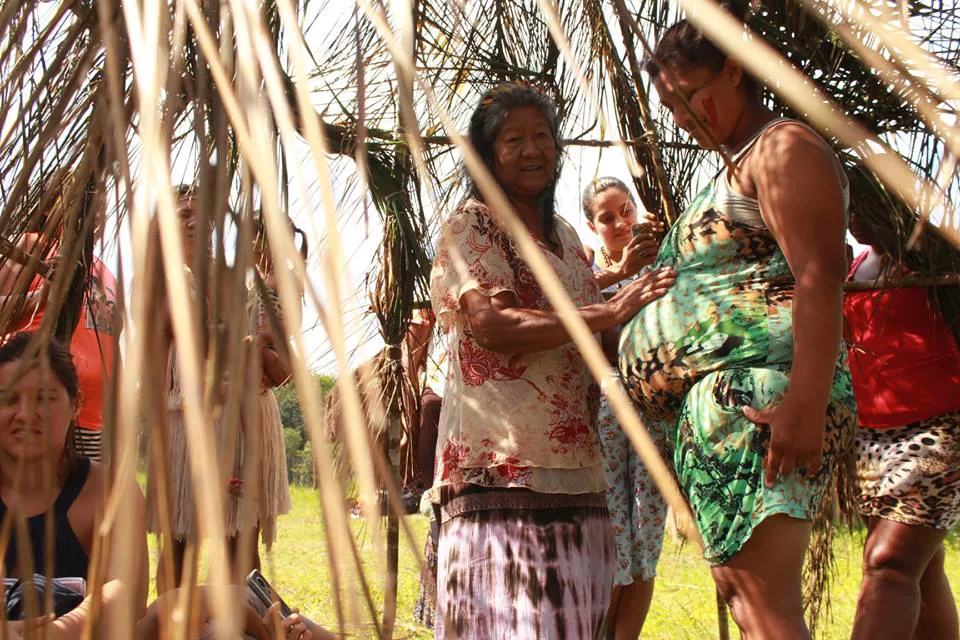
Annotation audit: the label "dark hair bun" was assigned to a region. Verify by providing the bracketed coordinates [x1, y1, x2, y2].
[718, 0, 751, 21]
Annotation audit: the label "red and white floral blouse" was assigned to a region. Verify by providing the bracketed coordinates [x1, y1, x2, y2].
[428, 199, 606, 501]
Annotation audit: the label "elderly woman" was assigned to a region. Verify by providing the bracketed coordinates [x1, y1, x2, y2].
[618, 16, 856, 640]
[429, 83, 675, 639]
[0, 332, 147, 638]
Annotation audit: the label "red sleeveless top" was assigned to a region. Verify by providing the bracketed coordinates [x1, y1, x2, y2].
[844, 251, 960, 428]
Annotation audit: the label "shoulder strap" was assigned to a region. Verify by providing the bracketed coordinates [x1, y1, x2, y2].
[0, 494, 9, 573]
[53, 457, 91, 515]
[847, 250, 871, 282]
[729, 118, 791, 163]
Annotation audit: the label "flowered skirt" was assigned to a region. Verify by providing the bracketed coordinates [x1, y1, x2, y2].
[434, 490, 614, 639]
[855, 410, 960, 530]
[597, 397, 668, 585]
[673, 364, 856, 565]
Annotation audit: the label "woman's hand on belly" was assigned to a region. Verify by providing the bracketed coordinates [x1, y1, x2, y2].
[460, 266, 674, 355]
[743, 398, 825, 488]
[608, 267, 676, 324]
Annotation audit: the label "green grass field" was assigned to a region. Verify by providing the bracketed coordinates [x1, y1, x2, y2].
[148, 484, 960, 639]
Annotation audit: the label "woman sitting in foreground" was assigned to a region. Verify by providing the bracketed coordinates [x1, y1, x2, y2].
[0, 332, 147, 638]
[137, 587, 333, 640]
[618, 11, 856, 640]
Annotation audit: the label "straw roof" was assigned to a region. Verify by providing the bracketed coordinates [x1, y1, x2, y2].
[0, 0, 958, 636]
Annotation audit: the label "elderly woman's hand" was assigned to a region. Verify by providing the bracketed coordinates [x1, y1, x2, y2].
[609, 266, 676, 324]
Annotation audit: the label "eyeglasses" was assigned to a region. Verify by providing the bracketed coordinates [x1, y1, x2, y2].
[678, 71, 721, 104]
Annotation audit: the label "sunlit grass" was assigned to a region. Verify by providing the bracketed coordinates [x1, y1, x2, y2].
[145, 483, 960, 639]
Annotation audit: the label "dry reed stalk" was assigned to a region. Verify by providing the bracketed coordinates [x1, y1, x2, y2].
[119, 1, 237, 635]
[535, 0, 649, 184]
[232, 0, 378, 629]
[846, 0, 960, 106]
[802, 1, 960, 181]
[179, 0, 432, 632]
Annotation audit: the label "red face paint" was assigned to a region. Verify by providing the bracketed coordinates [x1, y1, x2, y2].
[702, 96, 719, 131]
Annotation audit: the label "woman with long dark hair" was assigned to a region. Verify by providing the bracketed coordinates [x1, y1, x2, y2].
[618, 12, 856, 639]
[429, 82, 675, 639]
[0, 332, 147, 638]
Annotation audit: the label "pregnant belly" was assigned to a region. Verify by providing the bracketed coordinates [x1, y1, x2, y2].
[617, 273, 777, 420]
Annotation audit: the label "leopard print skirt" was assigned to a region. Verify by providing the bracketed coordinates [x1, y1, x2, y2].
[855, 410, 960, 530]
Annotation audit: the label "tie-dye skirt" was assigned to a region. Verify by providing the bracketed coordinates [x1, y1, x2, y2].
[434, 491, 614, 639]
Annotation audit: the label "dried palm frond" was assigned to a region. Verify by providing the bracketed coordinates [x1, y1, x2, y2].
[2, 0, 959, 637]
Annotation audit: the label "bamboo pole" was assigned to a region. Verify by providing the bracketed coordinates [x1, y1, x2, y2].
[844, 273, 960, 290]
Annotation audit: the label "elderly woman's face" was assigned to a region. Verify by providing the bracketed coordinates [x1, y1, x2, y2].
[492, 106, 557, 200]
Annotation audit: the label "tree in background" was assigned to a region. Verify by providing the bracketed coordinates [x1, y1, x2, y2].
[276, 373, 335, 485]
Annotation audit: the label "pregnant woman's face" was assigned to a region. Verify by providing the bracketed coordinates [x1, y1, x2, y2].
[491, 105, 557, 201]
[653, 59, 746, 151]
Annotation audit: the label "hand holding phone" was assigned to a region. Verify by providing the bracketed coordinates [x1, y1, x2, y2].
[247, 569, 293, 619]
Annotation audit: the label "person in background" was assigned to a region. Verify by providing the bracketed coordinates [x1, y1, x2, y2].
[582, 176, 666, 639]
[147, 185, 259, 590]
[845, 212, 960, 640]
[0, 176, 119, 463]
[401, 308, 438, 501]
[0, 332, 147, 639]
[429, 82, 674, 639]
[583, 177, 661, 293]
[246, 217, 306, 570]
[620, 10, 856, 638]
[409, 310, 442, 630]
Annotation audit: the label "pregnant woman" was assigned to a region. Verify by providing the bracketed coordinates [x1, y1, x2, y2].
[619, 13, 856, 639]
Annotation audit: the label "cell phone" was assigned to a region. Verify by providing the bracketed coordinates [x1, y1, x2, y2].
[631, 222, 652, 237]
[246, 569, 293, 619]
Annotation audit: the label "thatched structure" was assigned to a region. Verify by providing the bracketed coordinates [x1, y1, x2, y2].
[0, 0, 957, 637]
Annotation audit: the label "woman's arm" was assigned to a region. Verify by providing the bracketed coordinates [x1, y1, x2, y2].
[260, 343, 293, 387]
[0, 233, 47, 296]
[49, 479, 149, 638]
[592, 234, 661, 291]
[743, 123, 848, 485]
[461, 266, 675, 354]
[257, 272, 300, 387]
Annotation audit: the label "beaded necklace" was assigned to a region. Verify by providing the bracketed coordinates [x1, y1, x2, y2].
[598, 246, 628, 290]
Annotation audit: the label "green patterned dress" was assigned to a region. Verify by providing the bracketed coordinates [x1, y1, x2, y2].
[618, 138, 856, 565]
